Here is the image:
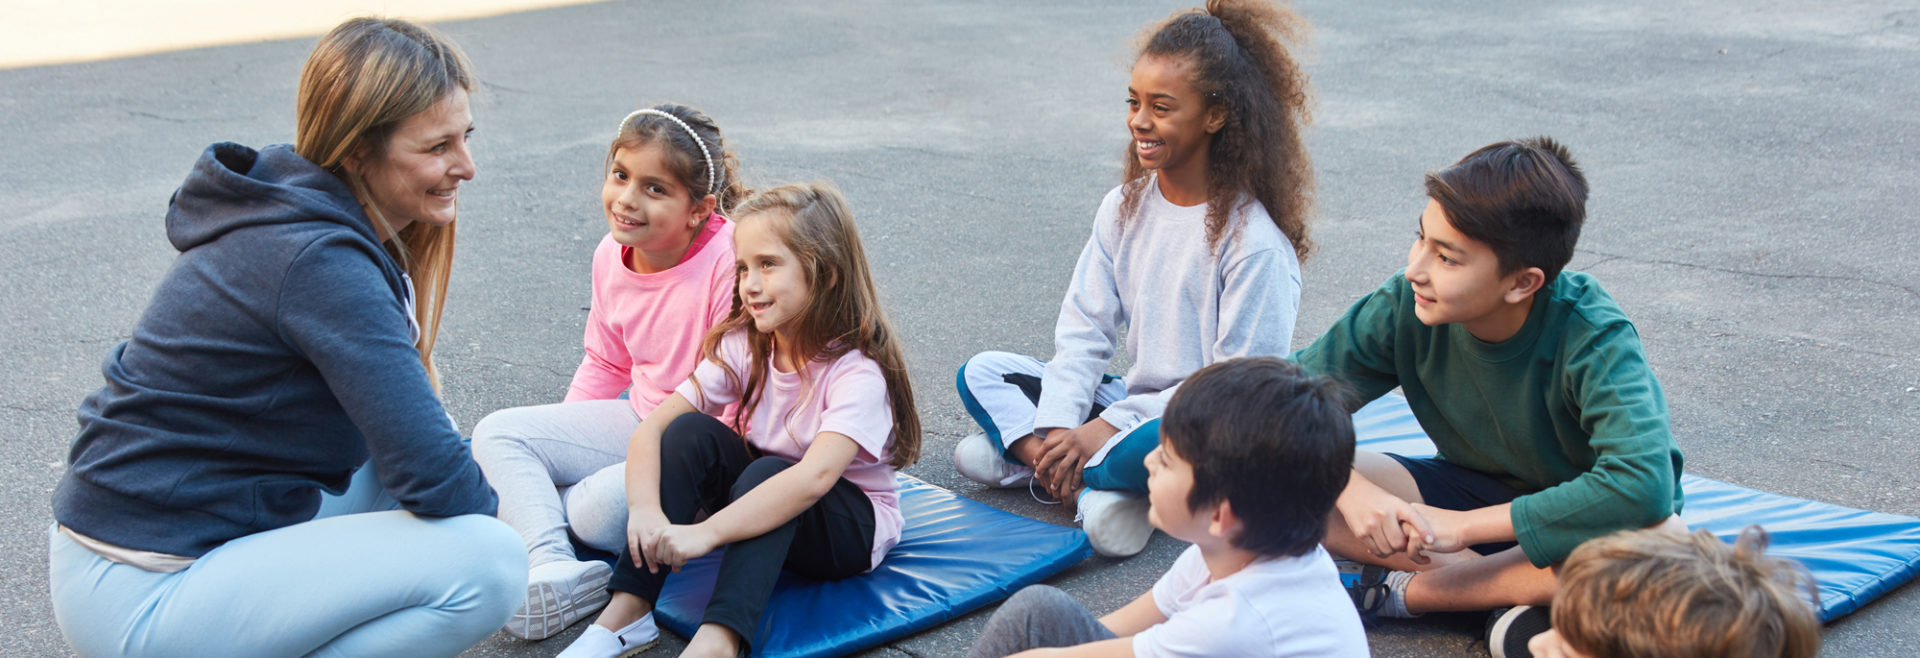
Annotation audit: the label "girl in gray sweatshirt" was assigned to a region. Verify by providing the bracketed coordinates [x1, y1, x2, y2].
[952, 0, 1318, 558]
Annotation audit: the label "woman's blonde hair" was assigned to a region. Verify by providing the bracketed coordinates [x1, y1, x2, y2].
[697, 182, 921, 469]
[294, 17, 474, 391]
[1553, 526, 1822, 658]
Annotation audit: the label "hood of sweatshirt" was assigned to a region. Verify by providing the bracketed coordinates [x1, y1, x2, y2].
[54, 141, 497, 557]
[166, 142, 379, 253]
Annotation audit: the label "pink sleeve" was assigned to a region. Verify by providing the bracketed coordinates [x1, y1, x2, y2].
[814, 357, 894, 463]
[708, 275, 734, 329]
[567, 239, 632, 401]
[707, 224, 737, 329]
[675, 331, 747, 414]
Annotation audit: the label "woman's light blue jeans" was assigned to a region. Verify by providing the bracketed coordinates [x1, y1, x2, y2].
[48, 464, 528, 658]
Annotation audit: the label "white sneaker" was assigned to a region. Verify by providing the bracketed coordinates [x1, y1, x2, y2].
[555, 614, 659, 658]
[1077, 489, 1154, 557]
[505, 560, 614, 640]
[953, 431, 1033, 487]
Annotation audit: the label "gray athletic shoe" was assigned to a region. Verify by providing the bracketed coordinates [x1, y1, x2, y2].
[505, 559, 614, 641]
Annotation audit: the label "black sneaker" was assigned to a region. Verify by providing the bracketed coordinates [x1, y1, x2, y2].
[1335, 559, 1391, 619]
[1486, 605, 1553, 658]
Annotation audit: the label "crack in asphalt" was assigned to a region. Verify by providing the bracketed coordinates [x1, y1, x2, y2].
[480, 80, 536, 95]
[480, 356, 569, 379]
[1688, 330, 1911, 362]
[1580, 249, 1920, 301]
[1811, 457, 1915, 488]
[128, 110, 242, 123]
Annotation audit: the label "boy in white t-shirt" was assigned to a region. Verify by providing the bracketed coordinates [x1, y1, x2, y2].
[967, 357, 1369, 658]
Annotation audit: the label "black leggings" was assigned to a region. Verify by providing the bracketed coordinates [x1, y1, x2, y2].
[610, 412, 875, 649]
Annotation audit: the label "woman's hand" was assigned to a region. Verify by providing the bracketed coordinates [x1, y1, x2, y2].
[648, 523, 721, 571]
[1334, 474, 1433, 560]
[626, 507, 671, 573]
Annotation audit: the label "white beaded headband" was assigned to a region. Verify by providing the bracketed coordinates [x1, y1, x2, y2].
[618, 109, 716, 196]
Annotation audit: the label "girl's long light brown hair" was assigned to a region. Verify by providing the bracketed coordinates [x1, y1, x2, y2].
[294, 17, 473, 392]
[697, 182, 921, 469]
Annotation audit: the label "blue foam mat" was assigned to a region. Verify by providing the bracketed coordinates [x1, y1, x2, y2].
[1350, 394, 1920, 621]
[635, 475, 1090, 657]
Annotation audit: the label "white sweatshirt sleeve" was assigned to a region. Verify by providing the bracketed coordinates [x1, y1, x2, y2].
[1034, 203, 1126, 434]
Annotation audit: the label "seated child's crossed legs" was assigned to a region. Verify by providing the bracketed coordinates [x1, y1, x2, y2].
[1325, 450, 1685, 613]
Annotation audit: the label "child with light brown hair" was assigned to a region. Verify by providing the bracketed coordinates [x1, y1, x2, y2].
[1527, 526, 1822, 658]
[558, 182, 922, 658]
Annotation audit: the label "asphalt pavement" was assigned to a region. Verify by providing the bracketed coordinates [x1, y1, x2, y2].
[3, 1, 1917, 656]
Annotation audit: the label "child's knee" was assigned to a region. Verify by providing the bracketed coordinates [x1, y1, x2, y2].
[1646, 514, 1688, 535]
[966, 350, 1022, 371]
[1351, 450, 1421, 501]
[468, 409, 524, 457]
[564, 468, 630, 553]
[659, 412, 730, 464]
[468, 407, 555, 469]
[662, 411, 725, 443]
[960, 351, 1031, 387]
[1004, 584, 1074, 614]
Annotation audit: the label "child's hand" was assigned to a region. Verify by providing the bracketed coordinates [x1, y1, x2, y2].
[627, 507, 671, 574]
[1404, 503, 1472, 562]
[1335, 477, 1434, 559]
[649, 524, 720, 570]
[1034, 420, 1119, 499]
[1033, 427, 1088, 498]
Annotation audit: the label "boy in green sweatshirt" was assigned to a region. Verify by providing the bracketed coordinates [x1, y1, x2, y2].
[1290, 137, 1686, 655]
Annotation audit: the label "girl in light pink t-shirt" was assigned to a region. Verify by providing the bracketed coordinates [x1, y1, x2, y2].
[557, 182, 922, 658]
[469, 103, 748, 642]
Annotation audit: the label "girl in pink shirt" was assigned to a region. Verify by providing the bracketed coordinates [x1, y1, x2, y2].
[557, 182, 922, 658]
[470, 103, 745, 641]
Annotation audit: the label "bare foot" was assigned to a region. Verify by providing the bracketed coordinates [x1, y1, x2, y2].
[682, 622, 742, 658]
[590, 592, 651, 632]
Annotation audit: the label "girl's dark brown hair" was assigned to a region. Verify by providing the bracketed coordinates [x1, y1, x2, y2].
[695, 182, 921, 469]
[1121, 0, 1314, 260]
[607, 103, 750, 215]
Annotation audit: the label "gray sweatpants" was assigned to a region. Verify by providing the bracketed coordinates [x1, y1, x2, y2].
[967, 585, 1118, 658]
[469, 399, 638, 565]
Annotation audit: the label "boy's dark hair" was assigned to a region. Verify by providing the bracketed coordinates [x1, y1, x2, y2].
[1161, 357, 1353, 557]
[1424, 137, 1588, 282]
[1121, 0, 1315, 261]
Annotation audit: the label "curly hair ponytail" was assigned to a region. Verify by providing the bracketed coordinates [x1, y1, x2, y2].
[1121, 0, 1315, 261]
